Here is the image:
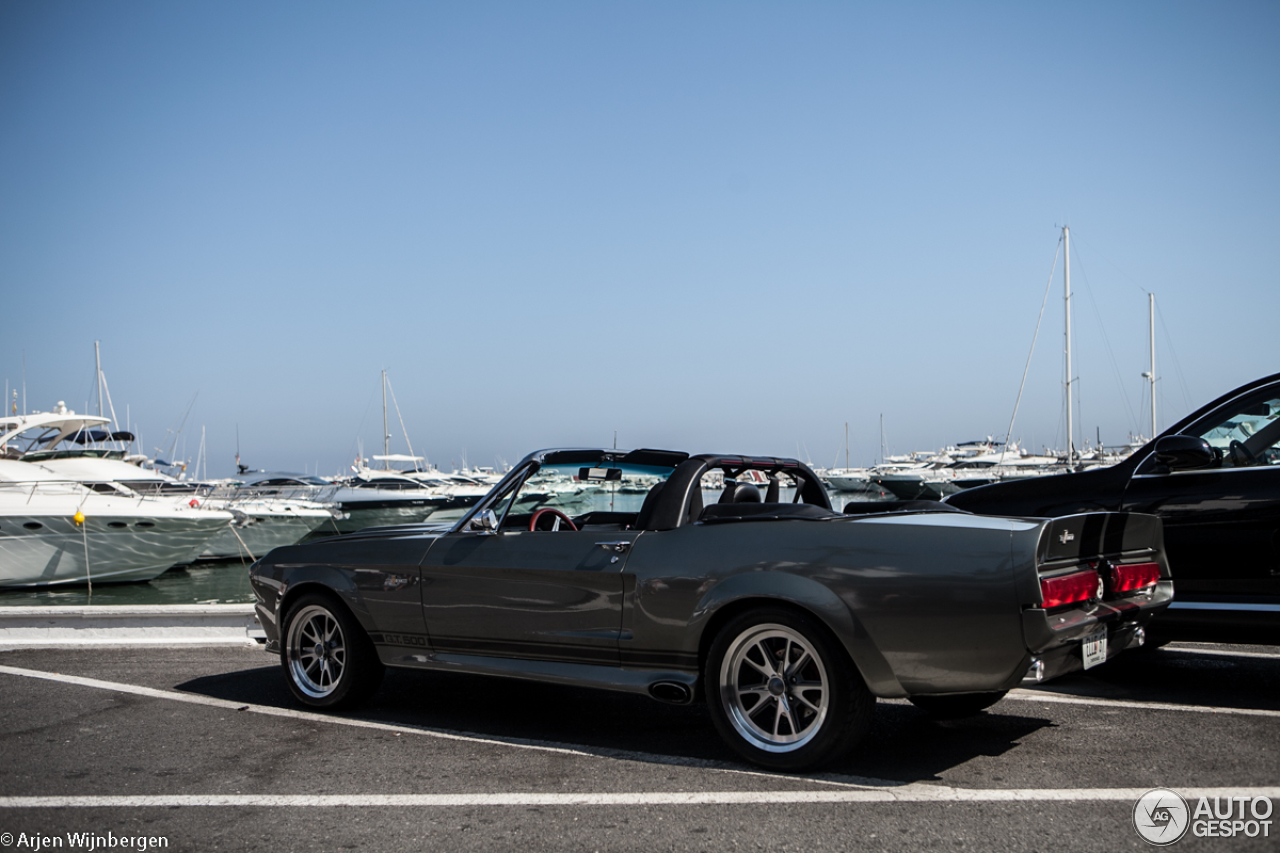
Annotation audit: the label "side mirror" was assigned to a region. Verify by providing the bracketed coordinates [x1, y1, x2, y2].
[1153, 435, 1216, 471]
[468, 509, 499, 533]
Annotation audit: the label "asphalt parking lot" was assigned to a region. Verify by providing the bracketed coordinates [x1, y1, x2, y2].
[0, 639, 1277, 852]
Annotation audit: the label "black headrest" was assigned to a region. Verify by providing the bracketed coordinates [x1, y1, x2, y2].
[686, 485, 703, 524]
[764, 477, 780, 502]
[633, 481, 666, 531]
[731, 483, 762, 503]
[718, 479, 738, 504]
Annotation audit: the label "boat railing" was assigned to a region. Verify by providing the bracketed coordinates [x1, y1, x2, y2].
[234, 483, 342, 504]
[0, 480, 95, 500]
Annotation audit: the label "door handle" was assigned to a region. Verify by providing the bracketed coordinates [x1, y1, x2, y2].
[596, 541, 631, 552]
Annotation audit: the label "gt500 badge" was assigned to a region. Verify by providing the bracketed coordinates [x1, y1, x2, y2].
[377, 632, 428, 647]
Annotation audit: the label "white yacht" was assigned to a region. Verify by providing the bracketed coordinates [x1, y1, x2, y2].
[3, 407, 329, 562]
[32, 454, 336, 561]
[397, 467, 491, 522]
[196, 495, 335, 560]
[0, 459, 230, 587]
[327, 469, 454, 533]
[821, 468, 876, 492]
[872, 442, 1065, 500]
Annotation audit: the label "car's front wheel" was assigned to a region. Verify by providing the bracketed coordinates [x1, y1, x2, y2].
[706, 607, 873, 771]
[281, 592, 384, 710]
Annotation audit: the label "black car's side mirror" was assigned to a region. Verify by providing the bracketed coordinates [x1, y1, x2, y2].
[1154, 435, 1217, 471]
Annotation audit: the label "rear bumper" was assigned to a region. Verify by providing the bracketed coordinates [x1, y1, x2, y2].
[1019, 580, 1173, 682]
[1028, 619, 1150, 682]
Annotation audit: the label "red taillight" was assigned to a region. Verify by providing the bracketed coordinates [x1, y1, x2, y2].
[1111, 561, 1161, 593]
[1040, 569, 1102, 608]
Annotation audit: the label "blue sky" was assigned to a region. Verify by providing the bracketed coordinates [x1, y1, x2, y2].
[2, 2, 1277, 475]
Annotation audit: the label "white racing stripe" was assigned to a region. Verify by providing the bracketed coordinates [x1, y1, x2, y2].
[1007, 689, 1280, 718]
[2, 788, 1279, 808]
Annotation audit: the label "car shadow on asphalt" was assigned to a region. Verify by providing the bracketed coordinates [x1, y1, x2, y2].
[1022, 644, 1280, 711]
[174, 665, 1052, 785]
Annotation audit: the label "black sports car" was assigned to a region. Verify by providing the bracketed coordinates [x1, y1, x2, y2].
[250, 448, 1171, 770]
[948, 372, 1280, 642]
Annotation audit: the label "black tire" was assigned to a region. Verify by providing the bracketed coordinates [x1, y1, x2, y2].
[908, 690, 1008, 720]
[705, 606, 873, 771]
[280, 592, 385, 710]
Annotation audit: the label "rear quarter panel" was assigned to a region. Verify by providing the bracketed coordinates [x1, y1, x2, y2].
[623, 514, 1042, 697]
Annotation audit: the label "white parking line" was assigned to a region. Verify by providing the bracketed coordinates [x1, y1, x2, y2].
[0, 663, 598, 757]
[4, 660, 1278, 805]
[2, 788, 1279, 808]
[1164, 645, 1280, 661]
[1007, 689, 1280, 718]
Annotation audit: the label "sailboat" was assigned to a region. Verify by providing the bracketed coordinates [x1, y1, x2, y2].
[322, 371, 454, 533]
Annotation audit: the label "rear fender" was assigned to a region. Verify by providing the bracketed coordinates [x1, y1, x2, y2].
[690, 570, 907, 698]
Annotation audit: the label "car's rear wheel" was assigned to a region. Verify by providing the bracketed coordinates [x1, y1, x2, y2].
[706, 607, 873, 771]
[908, 690, 1008, 719]
[281, 592, 384, 710]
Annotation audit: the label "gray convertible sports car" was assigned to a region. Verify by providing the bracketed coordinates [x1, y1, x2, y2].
[249, 448, 1172, 770]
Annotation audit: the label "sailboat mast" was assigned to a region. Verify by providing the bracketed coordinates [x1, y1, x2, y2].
[94, 341, 103, 418]
[1148, 293, 1157, 439]
[1063, 226, 1074, 468]
[382, 369, 390, 468]
[845, 422, 849, 471]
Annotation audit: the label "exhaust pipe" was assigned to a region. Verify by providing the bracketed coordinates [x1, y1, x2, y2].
[648, 681, 693, 705]
[1025, 658, 1045, 683]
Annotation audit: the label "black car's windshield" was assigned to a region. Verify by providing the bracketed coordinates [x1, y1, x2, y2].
[1197, 392, 1280, 467]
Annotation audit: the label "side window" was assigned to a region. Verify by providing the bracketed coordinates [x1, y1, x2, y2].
[1195, 392, 1280, 468]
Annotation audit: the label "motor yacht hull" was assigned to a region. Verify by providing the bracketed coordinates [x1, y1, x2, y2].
[199, 510, 333, 560]
[329, 500, 447, 534]
[872, 473, 964, 501]
[0, 512, 231, 586]
[825, 473, 874, 492]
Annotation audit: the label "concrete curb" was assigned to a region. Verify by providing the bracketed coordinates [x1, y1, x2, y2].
[0, 605, 262, 647]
